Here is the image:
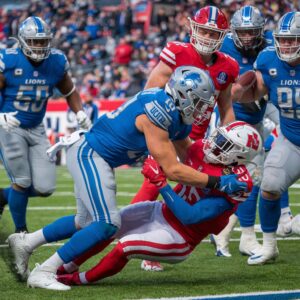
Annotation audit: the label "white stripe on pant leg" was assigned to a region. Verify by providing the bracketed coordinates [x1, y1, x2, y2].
[87, 150, 111, 223]
[77, 141, 98, 219]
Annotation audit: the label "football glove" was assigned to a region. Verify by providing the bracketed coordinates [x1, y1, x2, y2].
[219, 174, 249, 194]
[76, 110, 92, 130]
[0, 112, 20, 131]
[57, 272, 82, 286]
[141, 156, 167, 188]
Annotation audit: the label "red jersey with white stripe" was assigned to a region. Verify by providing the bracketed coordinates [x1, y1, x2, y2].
[160, 42, 239, 140]
[162, 139, 251, 247]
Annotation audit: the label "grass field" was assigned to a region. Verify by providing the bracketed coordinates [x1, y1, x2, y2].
[0, 166, 300, 300]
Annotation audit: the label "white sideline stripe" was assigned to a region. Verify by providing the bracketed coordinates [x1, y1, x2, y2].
[1, 236, 300, 248]
[139, 289, 300, 300]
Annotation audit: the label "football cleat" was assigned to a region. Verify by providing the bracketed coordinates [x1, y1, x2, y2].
[239, 232, 262, 256]
[247, 247, 279, 265]
[27, 264, 71, 291]
[210, 234, 232, 257]
[291, 214, 300, 235]
[7, 232, 32, 281]
[141, 260, 164, 272]
[276, 212, 293, 237]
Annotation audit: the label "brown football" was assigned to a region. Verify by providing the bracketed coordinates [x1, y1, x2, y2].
[237, 70, 257, 90]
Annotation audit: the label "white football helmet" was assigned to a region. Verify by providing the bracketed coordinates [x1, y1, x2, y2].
[273, 12, 300, 62]
[231, 5, 265, 50]
[18, 16, 53, 61]
[165, 66, 215, 125]
[188, 6, 228, 55]
[203, 121, 262, 165]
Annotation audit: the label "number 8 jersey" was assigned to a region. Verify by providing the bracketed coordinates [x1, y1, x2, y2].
[254, 46, 300, 146]
[0, 47, 69, 128]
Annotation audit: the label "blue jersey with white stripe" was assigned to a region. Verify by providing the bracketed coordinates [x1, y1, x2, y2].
[221, 31, 273, 124]
[255, 47, 300, 146]
[0, 47, 68, 128]
[85, 88, 191, 168]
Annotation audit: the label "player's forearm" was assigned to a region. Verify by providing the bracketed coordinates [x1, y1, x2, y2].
[66, 91, 83, 113]
[160, 185, 233, 224]
[164, 163, 209, 188]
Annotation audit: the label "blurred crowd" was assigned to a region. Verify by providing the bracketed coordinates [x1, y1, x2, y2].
[0, 0, 297, 100]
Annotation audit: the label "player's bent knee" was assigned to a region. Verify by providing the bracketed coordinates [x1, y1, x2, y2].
[12, 180, 31, 191]
[261, 171, 285, 196]
[261, 190, 280, 200]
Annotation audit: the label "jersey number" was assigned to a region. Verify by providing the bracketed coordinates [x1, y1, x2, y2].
[277, 87, 300, 119]
[15, 85, 49, 112]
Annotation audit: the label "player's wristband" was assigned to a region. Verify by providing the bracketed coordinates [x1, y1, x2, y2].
[206, 176, 220, 189]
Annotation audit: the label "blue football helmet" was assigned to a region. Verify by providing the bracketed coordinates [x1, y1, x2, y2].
[273, 12, 300, 62]
[18, 16, 53, 61]
[231, 6, 265, 50]
[165, 66, 215, 125]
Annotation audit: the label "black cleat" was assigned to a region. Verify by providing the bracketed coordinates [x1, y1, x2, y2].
[0, 188, 8, 219]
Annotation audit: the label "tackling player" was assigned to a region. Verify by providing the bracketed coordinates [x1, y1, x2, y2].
[130, 6, 239, 270]
[0, 16, 91, 233]
[8, 66, 248, 290]
[54, 121, 262, 287]
[232, 11, 300, 265]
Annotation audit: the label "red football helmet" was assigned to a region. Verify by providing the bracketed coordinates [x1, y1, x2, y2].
[189, 6, 229, 55]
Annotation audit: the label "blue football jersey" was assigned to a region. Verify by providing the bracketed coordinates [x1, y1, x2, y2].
[221, 32, 273, 124]
[85, 88, 191, 167]
[255, 47, 300, 146]
[0, 47, 68, 128]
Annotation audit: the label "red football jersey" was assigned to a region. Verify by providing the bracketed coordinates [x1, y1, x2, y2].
[160, 42, 239, 140]
[162, 139, 252, 247]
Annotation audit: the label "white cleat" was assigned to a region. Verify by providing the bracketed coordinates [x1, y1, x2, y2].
[291, 214, 300, 235]
[210, 235, 232, 257]
[276, 212, 293, 237]
[27, 264, 71, 291]
[141, 260, 164, 272]
[239, 234, 262, 256]
[7, 232, 32, 281]
[247, 247, 279, 265]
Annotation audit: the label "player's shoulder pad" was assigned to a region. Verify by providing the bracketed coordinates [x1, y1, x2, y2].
[254, 46, 276, 69]
[49, 48, 69, 72]
[163, 41, 189, 55]
[143, 90, 174, 131]
[0, 47, 19, 72]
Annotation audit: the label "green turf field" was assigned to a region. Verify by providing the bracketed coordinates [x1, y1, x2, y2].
[0, 166, 299, 300]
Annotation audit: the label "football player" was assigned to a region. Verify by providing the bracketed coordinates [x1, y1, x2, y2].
[54, 121, 262, 287]
[8, 66, 248, 290]
[0, 16, 91, 232]
[210, 5, 272, 257]
[232, 11, 300, 265]
[130, 5, 239, 271]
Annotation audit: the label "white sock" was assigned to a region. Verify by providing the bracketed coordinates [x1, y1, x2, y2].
[26, 229, 47, 252]
[241, 226, 255, 237]
[40, 252, 64, 273]
[263, 232, 277, 249]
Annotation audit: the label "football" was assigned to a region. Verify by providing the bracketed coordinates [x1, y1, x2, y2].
[236, 70, 257, 91]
